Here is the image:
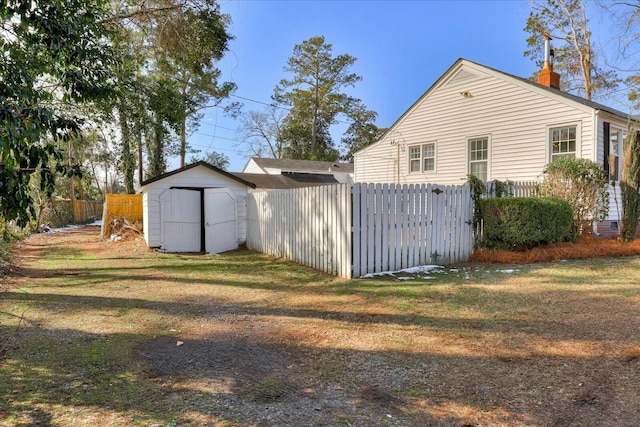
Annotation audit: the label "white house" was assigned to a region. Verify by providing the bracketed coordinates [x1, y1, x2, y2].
[354, 57, 635, 236]
[139, 162, 255, 253]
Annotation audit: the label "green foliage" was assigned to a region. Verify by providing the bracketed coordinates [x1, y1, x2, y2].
[1, 0, 118, 227]
[467, 175, 487, 201]
[539, 157, 609, 238]
[489, 180, 515, 198]
[274, 36, 379, 161]
[619, 131, 640, 241]
[109, 1, 234, 184]
[191, 151, 230, 170]
[467, 175, 487, 238]
[153, 2, 235, 167]
[478, 197, 573, 250]
[341, 107, 386, 162]
[467, 176, 523, 238]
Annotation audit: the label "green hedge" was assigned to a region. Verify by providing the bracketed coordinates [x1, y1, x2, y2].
[477, 197, 572, 250]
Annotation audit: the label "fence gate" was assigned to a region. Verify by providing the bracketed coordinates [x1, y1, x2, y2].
[351, 183, 474, 277]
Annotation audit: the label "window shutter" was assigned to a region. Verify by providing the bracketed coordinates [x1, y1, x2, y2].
[603, 122, 610, 175]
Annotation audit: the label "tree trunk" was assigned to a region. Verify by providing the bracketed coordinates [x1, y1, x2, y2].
[147, 116, 166, 180]
[311, 63, 320, 152]
[136, 125, 143, 186]
[118, 105, 136, 194]
[68, 138, 75, 222]
[180, 117, 186, 167]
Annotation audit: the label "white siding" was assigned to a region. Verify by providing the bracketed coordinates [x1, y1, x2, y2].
[143, 191, 150, 244]
[241, 158, 264, 174]
[355, 61, 597, 185]
[141, 166, 249, 248]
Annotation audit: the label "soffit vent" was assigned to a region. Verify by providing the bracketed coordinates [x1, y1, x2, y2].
[444, 68, 479, 87]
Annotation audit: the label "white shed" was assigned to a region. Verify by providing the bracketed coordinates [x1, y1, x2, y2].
[139, 162, 256, 253]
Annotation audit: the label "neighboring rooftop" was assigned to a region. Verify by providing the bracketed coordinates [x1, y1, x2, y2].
[231, 172, 339, 189]
[243, 157, 354, 175]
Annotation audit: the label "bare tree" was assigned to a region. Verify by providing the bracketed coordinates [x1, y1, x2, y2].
[237, 105, 286, 158]
[525, 0, 618, 100]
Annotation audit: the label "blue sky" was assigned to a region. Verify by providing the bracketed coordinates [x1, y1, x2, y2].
[182, 0, 546, 172]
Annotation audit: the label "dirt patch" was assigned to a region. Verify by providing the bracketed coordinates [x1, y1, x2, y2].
[138, 335, 291, 377]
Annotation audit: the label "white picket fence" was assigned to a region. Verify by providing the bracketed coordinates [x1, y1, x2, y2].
[484, 180, 539, 198]
[246, 185, 352, 277]
[246, 183, 474, 278]
[352, 183, 474, 277]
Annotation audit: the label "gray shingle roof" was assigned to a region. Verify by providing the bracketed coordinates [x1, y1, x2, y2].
[231, 172, 339, 189]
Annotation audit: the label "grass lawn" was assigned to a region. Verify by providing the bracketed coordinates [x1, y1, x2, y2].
[1, 226, 640, 426]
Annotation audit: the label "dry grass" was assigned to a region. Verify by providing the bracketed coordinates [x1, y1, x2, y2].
[1, 226, 640, 426]
[470, 236, 640, 263]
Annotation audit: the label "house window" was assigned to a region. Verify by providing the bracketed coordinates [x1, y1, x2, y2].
[550, 126, 577, 161]
[409, 146, 421, 172]
[408, 143, 436, 173]
[609, 129, 622, 181]
[468, 137, 488, 181]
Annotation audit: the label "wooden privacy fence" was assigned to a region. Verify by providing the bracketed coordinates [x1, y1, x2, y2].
[51, 199, 103, 221]
[101, 194, 143, 236]
[246, 183, 474, 279]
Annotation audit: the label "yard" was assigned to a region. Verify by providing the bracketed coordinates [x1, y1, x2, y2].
[1, 226, 640, 426]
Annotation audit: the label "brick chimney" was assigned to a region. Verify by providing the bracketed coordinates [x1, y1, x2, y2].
[537, 31, 561, 89]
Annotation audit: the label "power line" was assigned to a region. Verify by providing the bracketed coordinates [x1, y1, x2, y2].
[198, 121, 238, 133]
[231, 94, 289, 110]
[193, 131, 245, 145]
[230, 94, 354, 125]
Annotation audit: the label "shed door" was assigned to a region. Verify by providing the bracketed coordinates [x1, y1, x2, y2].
[204, 188, 237, 254]
[160, 189, 201, 252]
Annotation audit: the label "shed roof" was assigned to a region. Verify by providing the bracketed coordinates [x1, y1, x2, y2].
[140, 161, 256, 189]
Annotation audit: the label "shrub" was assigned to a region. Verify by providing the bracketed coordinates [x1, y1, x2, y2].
[539, 157, 609, 239]
[478, 197, 573, 250]
[619, 131, 640, 242]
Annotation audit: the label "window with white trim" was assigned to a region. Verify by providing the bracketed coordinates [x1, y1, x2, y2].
[408, 143, 435, 173]
[468, 137, 488, 181]
[550, 126, 577, 161]
[609, 128, 623, 181]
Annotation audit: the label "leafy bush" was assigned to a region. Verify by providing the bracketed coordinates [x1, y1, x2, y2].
[478, 197, 573, 250]
[619, 132, 640, 242]
[539, 157, 609, 239]
[468, 176, 523, 240]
